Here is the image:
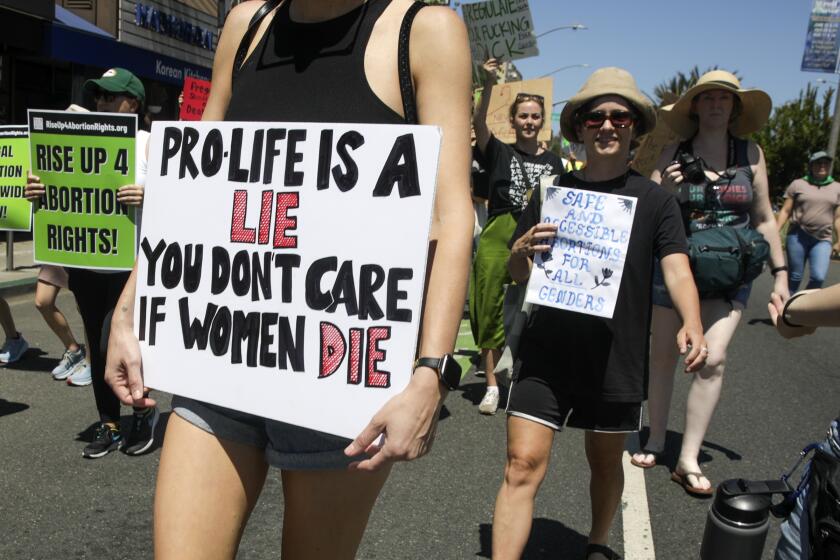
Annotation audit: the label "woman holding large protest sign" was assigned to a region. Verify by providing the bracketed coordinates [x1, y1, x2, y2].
[471, 57, 564, 415]
[26, 71, 157, 459]
[493, 68, 706, 560]
[104, 1, 473, 558]
[631, 71, 788, 497]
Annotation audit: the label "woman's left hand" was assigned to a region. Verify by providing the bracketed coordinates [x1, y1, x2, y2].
[116, 184, 144, 206]
[772, 274, 790, 304]
[344, 369, 444, 471]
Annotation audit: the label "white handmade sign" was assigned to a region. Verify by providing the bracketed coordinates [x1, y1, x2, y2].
[462, 0, 539, 62]
[526, 186, 637, 319]
[137, 121, 441, 439]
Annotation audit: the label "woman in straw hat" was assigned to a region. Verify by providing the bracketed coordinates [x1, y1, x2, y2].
[493, 67, 706, 560]
[630, 71, 789, 497]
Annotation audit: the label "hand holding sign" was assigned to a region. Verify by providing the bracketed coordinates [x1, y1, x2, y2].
[510, 222, 558, 258]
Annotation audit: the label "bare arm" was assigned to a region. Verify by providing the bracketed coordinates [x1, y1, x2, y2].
[776, 196, 794, 231]
[749, 143, 789, 300]
[659, 253, 706, 372]
[833, 205, 840, 253]
[472, 58, 499, 154]
[104, 1, 267, 405]
[768, 284, 840, 338]
[346, 6, 474, 469]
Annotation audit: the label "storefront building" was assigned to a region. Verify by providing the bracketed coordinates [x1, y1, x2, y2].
[0, 0, 220, 127]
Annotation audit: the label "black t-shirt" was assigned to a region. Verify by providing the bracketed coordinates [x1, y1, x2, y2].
[483, 135, 564, 218]
[509, 170, 688, 402]
[471, 145, 490, 200]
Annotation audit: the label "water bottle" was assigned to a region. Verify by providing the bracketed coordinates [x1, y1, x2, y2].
[700, 478, 791, 560]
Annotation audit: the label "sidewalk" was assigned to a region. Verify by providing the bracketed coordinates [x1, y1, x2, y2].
[0, 237, 39, 296]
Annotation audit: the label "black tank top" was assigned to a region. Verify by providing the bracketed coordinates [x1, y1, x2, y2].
[226, 0, 409, 124]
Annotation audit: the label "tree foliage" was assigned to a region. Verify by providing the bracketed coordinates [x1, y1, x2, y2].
[753, 84, 835, 199]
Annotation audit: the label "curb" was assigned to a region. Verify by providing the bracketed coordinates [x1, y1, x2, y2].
[0, 276, 38, 298]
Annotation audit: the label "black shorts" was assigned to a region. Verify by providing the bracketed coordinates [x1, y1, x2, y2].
[506, 373, 642, 433]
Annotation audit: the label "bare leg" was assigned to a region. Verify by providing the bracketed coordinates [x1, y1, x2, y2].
[632, 305, 681, 466]
[484, 347, 500, 388]
[34, 281, 80, 350]
[280, 467, 391, 559]
[492, 416, 555, 560]
[585, 431, 627, 546]
[154, 414, 268, 560]
[676, 300, 743, 491]
[0, 297, 17, 338]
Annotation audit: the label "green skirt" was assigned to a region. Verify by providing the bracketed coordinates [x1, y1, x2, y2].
[469, 213, 517, 349]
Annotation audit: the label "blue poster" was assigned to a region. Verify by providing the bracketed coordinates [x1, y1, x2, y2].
[802, 0, 840, 73]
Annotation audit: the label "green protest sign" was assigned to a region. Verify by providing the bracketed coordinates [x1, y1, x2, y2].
[28, 110, 137, 270]
[0, 126, 33, 232]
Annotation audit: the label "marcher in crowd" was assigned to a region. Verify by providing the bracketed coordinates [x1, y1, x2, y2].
[492, 67, 707, 560]
[104, 1, 473, 558]
[26, 68, 156, 458]
[776, 150, 840, 294]
[471, 57, 564, 414]
[632, 71, 789, 497]
[0, 296, 28, 364]
[37, 265, 89, 384]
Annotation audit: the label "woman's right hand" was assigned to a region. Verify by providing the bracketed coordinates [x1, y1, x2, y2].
[482, 58, 500, 83]
[510, 223, 558, 259]
[659, 162, 684, 190]
[25, 172, 45, 201]
[105, 320, 155, 407]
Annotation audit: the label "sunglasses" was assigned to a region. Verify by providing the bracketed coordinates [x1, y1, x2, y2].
[578, 110, 635, 129]
[515, 92, 545, 104]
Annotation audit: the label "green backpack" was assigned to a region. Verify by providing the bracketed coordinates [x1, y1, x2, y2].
[688, 226, 769, 297]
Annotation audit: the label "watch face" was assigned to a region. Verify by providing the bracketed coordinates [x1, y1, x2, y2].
[439, 354, 462, 390]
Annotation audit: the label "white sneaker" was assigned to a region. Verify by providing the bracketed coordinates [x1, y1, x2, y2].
[66, 362, 92, 386]
[0, 334, 29, 364]
[478, 389, 500, 415]
[52, 346, 86, 380]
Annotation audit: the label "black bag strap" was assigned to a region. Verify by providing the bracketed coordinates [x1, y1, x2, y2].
[232, 0, 282, 84]
[398, 1, 425, 124]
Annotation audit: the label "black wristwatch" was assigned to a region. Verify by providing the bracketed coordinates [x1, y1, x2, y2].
[414, 355, 462, 391]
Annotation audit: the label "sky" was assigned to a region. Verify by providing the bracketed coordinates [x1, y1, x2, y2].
[458, 0, 834, 126]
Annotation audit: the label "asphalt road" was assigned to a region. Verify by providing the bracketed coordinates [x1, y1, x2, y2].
[1, 263, 838, 559]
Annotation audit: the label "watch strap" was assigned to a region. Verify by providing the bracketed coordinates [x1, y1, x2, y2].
[414, 355, 461, 390]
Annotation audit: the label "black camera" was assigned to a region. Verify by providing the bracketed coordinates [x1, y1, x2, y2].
[676, 151, 708, 184]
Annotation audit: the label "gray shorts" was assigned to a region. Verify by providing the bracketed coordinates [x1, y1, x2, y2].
[172, 395, 359, 470]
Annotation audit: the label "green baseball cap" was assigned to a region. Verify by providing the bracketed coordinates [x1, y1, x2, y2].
[84, 68, 146, 105]
[809, 150, 832, 164]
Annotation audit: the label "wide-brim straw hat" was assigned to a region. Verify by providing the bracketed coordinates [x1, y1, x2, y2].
[560, 67, 656, 144]
[660, 70, 771, 139]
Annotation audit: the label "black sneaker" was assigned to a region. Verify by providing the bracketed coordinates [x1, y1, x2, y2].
[83, 423, 123, 459]
[124, 407, 160, 456]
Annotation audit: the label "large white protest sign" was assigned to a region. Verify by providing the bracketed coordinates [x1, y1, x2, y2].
[137, 122, 440, 439]
[526, 186, 637, 319]
[462, 0, 538, 62]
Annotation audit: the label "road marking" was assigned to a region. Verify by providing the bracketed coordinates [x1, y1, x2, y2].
[622, 434, 656, 559]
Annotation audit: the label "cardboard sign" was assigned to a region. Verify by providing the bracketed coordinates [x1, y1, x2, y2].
[462, 0, 538, 62]
[631, 113, 680, 178]
[137, 121, 441, 439]
[526, 186, 637, 319]
[0, 126, 33, 232]
[28, 110, 137, 270]
[483, 77, 552, 143]
[179, 77, 211, 121]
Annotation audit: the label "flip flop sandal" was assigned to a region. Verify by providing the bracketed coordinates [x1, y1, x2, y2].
[584, 543, 621, 560]
[671, 470, 715, 497]
[629, 448, 662, 469]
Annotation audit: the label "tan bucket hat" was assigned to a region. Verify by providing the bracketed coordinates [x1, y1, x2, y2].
[660, 70, 771, 139]
[560, 67, 656, 144]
